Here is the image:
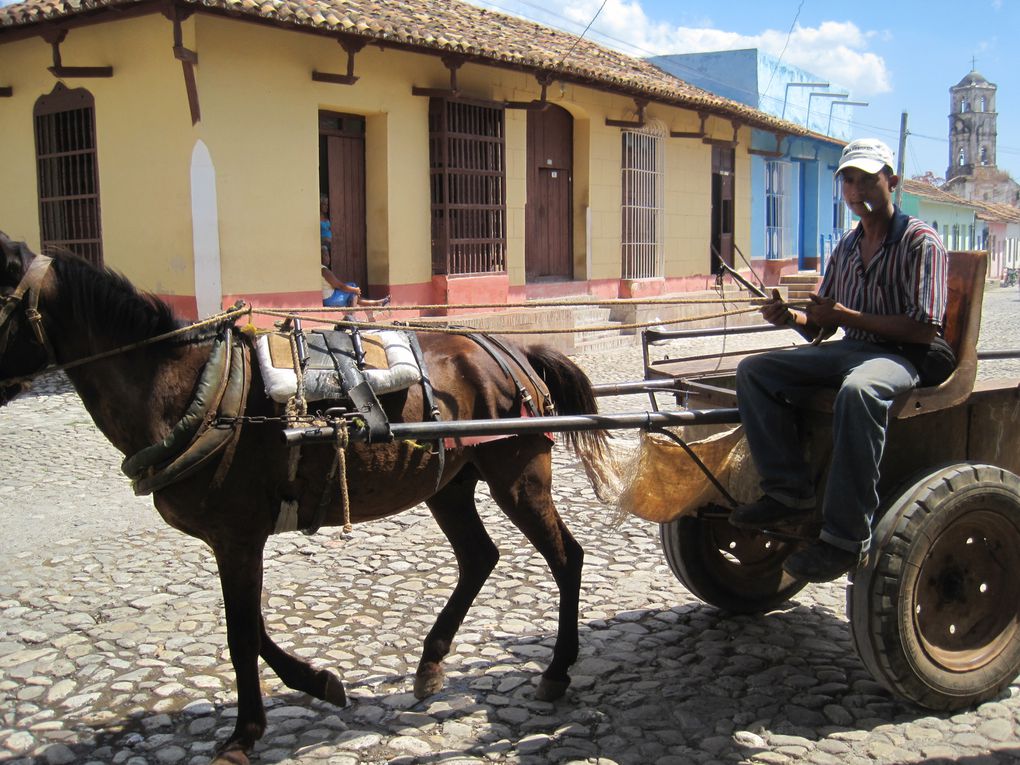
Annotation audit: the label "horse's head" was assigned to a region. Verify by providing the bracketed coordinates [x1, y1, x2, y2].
[0, 232, 54, 406]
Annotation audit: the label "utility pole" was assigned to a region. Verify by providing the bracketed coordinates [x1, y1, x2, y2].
[895, 111, 908, 208]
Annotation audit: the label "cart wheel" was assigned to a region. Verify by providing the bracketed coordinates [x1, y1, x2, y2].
[660, 511, 807, 614]
[849, 463, 1020, 710]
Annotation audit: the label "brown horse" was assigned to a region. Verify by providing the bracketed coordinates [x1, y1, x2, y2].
[0, 234, 615, 764]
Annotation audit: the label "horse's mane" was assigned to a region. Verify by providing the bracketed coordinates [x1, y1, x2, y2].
[48, 250, 184, 349]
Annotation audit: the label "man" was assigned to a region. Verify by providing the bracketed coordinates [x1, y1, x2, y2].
[730, 138, 950, 582]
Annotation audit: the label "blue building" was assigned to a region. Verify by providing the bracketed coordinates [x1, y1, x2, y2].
[649, 50, 859, 280]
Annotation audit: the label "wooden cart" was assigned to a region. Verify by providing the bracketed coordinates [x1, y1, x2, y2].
[641, 250, 1020, 710]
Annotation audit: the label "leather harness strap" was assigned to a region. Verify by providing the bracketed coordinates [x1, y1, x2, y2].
[0, 253, 55, 365]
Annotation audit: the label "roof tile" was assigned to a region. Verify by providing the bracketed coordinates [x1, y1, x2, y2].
[0, 0, 811, 135]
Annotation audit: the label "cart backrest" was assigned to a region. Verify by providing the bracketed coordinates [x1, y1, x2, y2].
[891, 249, 986, 419]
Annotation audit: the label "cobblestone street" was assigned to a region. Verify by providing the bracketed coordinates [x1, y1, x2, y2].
[1, 288, 1019, 765]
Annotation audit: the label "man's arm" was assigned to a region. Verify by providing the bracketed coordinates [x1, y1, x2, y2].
[805, 294, 938, 345]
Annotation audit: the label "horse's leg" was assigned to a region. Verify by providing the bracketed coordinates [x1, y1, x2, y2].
[209, 542, 269, 765]
[476, 441, 583, 701]
[415, 471, 500, 699]
[258, 615, 347, 706]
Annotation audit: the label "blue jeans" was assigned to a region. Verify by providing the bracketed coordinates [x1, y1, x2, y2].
[735, 339, 919, 554]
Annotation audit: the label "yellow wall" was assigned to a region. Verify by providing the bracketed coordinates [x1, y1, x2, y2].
[0, 10, 755, 301]
[0, 14, 195, 292]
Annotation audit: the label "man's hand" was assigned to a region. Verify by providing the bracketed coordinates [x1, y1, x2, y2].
[761, 288, 794, 327]
[805, 293, 842, 329]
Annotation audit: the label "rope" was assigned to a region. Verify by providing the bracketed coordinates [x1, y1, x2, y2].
[334, 421, 352, 534]
[285, 329, 308, 420]
[250, 302, 784, 336]
[1, 302, 253, 386]
[273, 295, 797, 313]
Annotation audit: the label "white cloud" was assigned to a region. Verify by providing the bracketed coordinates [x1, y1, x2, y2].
[472, 0, 892, 96]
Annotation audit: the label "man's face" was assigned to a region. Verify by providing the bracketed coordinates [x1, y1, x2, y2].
[840, 167, 895, 214]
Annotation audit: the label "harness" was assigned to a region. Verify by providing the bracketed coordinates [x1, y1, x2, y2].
[0, 252, 56, 365]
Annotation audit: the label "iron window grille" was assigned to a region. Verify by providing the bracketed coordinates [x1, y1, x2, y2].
[429, 98, 507, 276]
[765, 159, 795, 261]
[621, 122, 665, 279]
[33, 84, 103, 267]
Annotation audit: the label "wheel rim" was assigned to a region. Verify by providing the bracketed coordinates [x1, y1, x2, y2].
[699, 516, 799, 594]
[913, 509, 1020, 672]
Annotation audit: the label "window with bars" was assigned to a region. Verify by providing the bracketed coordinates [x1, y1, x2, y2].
[621, 124, 664, 279]
[33, 84, 103, 266]
[428, 98, 506, 276]
[765, 160, 794, 260]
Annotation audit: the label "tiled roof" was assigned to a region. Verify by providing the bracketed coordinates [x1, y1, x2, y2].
[972, 201, 1020, 224]
[902, 178, 974, 207]
[0, 0, 809, 136]
[903, 179, 1020, 222]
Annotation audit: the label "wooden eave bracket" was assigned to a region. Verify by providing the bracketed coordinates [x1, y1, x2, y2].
[312, 37, 366, 86]
[162, 5, 200, 125]
[505, 72, 554, 110]
[43, 28, 113, 78]
[605, 98, 647, 128]
[670, 112, 708, 139]
[702, 118, 741, 147]
[0, 86, 11, 98]
[412, 56, 464, 98]
[747, 131, 787, 158]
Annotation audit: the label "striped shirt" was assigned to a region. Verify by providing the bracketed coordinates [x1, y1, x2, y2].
[818, 207, 949, 343]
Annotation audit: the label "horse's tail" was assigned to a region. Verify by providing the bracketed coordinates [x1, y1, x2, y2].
[522, 344, 620, 502]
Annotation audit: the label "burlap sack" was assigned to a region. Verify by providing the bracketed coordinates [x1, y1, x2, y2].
[615, 426, 758, 523]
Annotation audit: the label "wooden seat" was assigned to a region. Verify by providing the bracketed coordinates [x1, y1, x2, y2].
[890, 249, 985, 419]
[806, 250, 987, 419]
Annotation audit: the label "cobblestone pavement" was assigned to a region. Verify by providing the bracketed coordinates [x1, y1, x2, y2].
[2, 288, 1019, 765]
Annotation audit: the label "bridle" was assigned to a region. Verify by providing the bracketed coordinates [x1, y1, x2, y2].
[0, 252, 56, 367]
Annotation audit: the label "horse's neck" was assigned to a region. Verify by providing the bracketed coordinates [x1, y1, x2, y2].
[58, 330, 212, 459]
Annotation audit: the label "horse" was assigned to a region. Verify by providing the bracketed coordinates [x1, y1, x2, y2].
[0, 232, 616, 764]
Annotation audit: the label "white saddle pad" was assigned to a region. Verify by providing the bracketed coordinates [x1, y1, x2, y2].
[255, 330, 422, 403]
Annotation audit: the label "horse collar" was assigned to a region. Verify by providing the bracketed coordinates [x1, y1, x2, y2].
[0, 254, 55, 364]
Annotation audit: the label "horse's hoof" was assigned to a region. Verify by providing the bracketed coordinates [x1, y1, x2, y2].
[209, 748, 249, 765]
[322, 672, 348, 707]
[535, 675, 570, 701]
[413, 664, 445, 699]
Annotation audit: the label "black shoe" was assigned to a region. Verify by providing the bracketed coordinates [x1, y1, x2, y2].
[729, 495, 814, 530]
[783, 541, 860, 582]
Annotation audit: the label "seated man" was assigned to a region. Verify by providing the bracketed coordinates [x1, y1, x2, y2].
[730, 138, 950, 583]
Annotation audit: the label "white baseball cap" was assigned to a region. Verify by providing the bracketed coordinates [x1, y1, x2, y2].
[837, 138, 895, 175]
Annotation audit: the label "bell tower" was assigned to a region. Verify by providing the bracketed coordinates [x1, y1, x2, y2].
[947, 67, 997, 182]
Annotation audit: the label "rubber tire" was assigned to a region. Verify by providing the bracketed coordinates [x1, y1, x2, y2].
[660, 512, 807, 614]
[849, 463, 1020, 710]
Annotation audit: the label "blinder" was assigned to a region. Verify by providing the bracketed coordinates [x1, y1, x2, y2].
[0, 250, 56, 375]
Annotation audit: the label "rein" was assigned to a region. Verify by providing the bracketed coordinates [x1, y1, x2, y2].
[0, 290, 252, 388]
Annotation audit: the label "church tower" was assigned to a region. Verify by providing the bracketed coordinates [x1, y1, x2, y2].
[947, 68, 997, 182]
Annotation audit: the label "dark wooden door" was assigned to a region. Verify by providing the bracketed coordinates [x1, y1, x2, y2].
[526, 104, 573, 280]
[711, 145, 735, 273]
[320, 113, 367, 289]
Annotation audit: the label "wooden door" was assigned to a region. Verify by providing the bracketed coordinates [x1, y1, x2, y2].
[711, 145, 735, 273]
[526, 104, 573, 280]
[320, 113, 367, 289]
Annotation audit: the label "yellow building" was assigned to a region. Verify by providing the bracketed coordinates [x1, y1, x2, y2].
[0, 0, 808, 319]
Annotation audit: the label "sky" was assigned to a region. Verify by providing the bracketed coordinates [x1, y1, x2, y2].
[466, 0, 1020, 183]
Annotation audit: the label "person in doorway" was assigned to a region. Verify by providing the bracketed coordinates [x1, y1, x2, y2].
[320, 195, 390, 313]
[730, 138, 951, 582]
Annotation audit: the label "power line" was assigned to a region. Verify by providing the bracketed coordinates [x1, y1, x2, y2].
[555, 0, 610, 69]
[760, 0, 805, 108]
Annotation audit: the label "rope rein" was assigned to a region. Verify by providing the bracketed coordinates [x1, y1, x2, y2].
[250, 298, 806, 337]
